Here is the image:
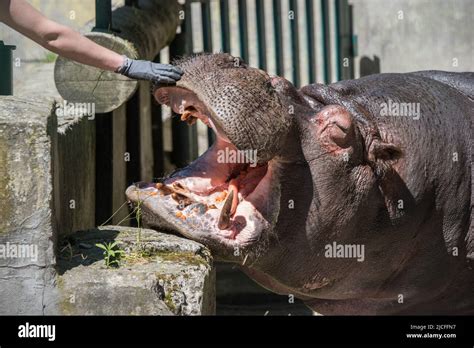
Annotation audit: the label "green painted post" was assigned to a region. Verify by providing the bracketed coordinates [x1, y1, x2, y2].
[256, 0, 267, 70]
[238, 0, 249, 63]
[334, 0, 341, 81]
[289, 0, 300, 87]
[272, 0, 284, 76]
[201, 1, 213, 53]
[94, 0, 112, 32]
[320, 0, 331, 84]
[125, 0, 138, 7]
[220, 0, 231, 53]
[169, 1, 198, 167]
[305, 0, 316, 84]
[0, 41, 16, 96]
[335, 0, 355, 80]
[201, 0, 216, 146]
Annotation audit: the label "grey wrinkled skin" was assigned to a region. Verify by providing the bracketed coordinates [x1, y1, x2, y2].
[260, 71, 473, 315]
[127, 53, 473, 315]
[171, 54, 292, 163]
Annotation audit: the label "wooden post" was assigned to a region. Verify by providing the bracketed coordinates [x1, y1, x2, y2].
[111, 103, 128, 225]
[138, 80, 154, 182]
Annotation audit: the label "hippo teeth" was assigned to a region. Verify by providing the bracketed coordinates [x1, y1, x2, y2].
[180, 110, 198, 125]
[228, 179, 239, 216]
[144, 85, 273, 240]
[218, 189, 233, 230]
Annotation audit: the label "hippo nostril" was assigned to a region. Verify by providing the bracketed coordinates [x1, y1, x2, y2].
[154, 89, 170, 105]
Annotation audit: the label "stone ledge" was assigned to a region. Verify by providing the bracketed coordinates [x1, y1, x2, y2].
[57, 226, 215, 315]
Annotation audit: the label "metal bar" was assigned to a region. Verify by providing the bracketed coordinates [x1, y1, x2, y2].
[201, 0, 216, 146]
[272, 0, 284, 76]
[289, 0, 300, 87]
[0, 41, 16, 96]
[320, 0, 331, 84]
[94, 0, 112, 31]
[256, 0, 267, 70]
[220, 0, 231, 53]
[347, 1, 355, 79]
[305, 0, 316, 84]
[335, 0, 354, 80]
[334, 0, 341, 81]
[238, 0, 249, 63]
[350, 5, 357, 57]
[95, 111, 113, 226]
[169, 1, 198, 167]
[124, 0, 138, 7]
[201, 0, 213, 52]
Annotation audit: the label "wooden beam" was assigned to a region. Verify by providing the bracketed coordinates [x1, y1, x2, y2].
[54, 0, 180, 113]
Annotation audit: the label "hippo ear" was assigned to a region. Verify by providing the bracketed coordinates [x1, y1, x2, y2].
[313, 105, 358, 153]
[368, 138, 403, 161]
[313, 105, 403, 163]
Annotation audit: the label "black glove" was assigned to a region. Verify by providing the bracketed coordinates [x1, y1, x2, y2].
[116, 56, 183, 84]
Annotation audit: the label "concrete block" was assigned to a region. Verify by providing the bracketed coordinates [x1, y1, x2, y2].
[0, 96, 58, 314]
[57, 226, 215, 315]
[14, 62, 97, 237]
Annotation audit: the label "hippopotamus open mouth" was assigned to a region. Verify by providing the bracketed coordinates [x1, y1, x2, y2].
[126, 53, 291, 259]
[126, 53, 474, 314]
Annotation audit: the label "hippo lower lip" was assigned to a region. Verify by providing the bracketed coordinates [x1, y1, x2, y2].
[126, 86, 278, 252]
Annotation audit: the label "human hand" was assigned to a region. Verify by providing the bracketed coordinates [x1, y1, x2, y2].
[117, 57, 183, 84]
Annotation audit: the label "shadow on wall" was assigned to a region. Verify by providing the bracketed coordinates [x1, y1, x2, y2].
[360, 55, 381, 77]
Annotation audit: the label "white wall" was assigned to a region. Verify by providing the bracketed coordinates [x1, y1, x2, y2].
[351, 0, 473, 76]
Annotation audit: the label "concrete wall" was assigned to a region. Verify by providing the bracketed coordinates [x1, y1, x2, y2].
[0, 97, 59, 314]
[351, 0, 474, 77]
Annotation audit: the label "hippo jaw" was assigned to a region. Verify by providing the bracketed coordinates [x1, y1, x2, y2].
[126, 54, 290, 261]
[125, 140, 280, 261]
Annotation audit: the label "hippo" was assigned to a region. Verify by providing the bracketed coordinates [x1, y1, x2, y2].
[126, 53, 473, 315]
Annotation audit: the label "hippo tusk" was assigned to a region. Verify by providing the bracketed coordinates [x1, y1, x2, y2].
[218, 189, 234, 230]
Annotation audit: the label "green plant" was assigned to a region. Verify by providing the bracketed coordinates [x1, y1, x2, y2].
[135, 198, 143, 243]
[100, 191, 147, 245]
[95, 241, 125, 268]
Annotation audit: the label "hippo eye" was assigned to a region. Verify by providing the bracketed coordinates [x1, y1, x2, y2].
[228, 56, 247, 69]
[265, 80, 275, 92]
